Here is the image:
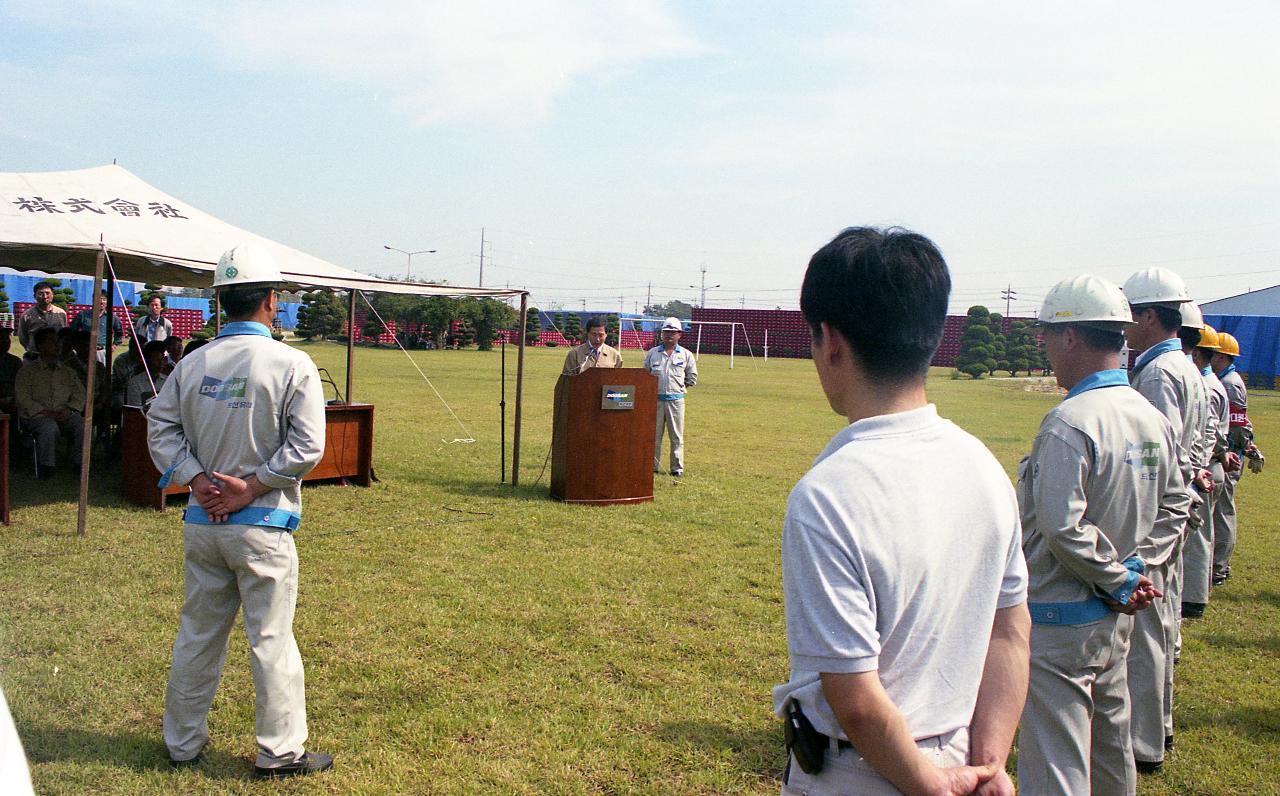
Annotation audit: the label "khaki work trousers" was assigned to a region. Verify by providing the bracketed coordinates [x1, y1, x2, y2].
[1018, 614, 1135, 796]
[21, 412, 84, 467]
[1212, 473, 1240, 580]
[163, 522, 308, 769]
[654, 398, 685, 474]
[781, 728, 968, 796]
[1127, 561, 1172, 763]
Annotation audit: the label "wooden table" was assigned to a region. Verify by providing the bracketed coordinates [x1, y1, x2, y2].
[121, 402, 375, 511]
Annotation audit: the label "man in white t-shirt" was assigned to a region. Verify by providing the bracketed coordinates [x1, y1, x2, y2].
[773, 226, 1030, 796]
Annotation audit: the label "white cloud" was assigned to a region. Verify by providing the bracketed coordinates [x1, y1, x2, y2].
[1, 0, 706, 125]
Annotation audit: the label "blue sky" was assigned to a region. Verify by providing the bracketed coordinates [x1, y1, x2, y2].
[2, 1, 1278, 315]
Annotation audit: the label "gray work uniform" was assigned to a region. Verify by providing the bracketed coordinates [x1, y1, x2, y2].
[1213, 365, 1251, 580]
[560, 342, 623, 375]
[1017, 371, 1187, 796]
[1182, 368, 1228, 604]
[148, 321, 326, 769]
[644, 344, 697, 474]
[1126, 340, 1205, 763]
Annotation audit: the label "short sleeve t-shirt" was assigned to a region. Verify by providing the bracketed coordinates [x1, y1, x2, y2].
[772, 404, 1027, 741]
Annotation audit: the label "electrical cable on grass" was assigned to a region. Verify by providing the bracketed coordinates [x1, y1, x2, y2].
[357, 291, 476, 444]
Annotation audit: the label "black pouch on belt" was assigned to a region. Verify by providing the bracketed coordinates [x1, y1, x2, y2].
[784, 700, 827, 775]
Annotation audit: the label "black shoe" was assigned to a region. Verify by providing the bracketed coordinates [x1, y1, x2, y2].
[1135, 759, 1163, 774]
[1181, 602, 1206, 619]
[670, 470, 682, 478]
[169, 753, 201, 769]
[254, 751, 333, 779]
[1212, 572, 1229, 586]
[1165, 734, 1175, 752]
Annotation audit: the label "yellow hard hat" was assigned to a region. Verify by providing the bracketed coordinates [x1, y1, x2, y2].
[1217, 332, 1241, 357]
[1196, 325, 1221, 351]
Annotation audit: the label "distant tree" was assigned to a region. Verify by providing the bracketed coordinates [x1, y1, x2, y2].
[459, 297, 517, 351]
[955, 305, 997, 379]
[524, 306, 542, 345]
[0, 285, 10, 315]
[1004, 320, 1037, 376]
[561, 312, 582, 345]
[132, 283, 166, 318]
[644, 300, 693, 320]
[605, 313, 620, 347]
[988, 312, 1008, 376]
[295, 290, 344, 340]
[42, 278, 75, 310]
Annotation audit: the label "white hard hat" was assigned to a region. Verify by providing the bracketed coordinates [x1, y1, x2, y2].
[1123, 267, 1190, 306]
[214, 243, 284, 288]
[1180, 302, 1205, 330]
[1038, 274, 1133, 327]
[662, 317, 683, 331]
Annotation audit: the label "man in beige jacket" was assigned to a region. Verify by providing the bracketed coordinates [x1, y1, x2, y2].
[561, 316, 624, 375]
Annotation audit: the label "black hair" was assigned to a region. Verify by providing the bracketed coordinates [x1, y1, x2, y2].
[1067, 324, 1126, 353]
[584, 316, 606, 333]
[33, 327, 58, 347]
[800, 226, 949, 382]
[1177, 327, 1202, 352]
[183, 338, 209, 357]
[33, 281, 54, 294]
[147, 294, 165, 306]
[219, 286, 273, 319]
[142, 340, 167, 358]
[1133, 304, 1183, 333]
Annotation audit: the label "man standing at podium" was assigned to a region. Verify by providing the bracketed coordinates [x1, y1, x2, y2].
[561, 316, 624, 375]
[645, 317, 698, 477]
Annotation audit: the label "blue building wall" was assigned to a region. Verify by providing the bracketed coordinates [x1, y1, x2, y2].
[1205, 314, 1280, 391]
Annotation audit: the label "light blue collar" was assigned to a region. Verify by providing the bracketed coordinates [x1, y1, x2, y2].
[1133, 338, 1182, 373]
[216, 321, 272, 338]
[1218, 363, 1237, 379]
[1201, 365, 1212, 376]
[1066, 368, 1129, 400]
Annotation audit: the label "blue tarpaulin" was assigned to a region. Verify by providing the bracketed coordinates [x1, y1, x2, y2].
[1205, 314, 1280, 391]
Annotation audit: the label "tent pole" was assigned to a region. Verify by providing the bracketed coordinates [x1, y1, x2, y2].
[500, 334, 507, 484]
[346, 291, 356, 403]
[77, 241, 107, 537]
[511, 293, 528, 486]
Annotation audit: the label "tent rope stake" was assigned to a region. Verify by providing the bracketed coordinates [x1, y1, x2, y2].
[357, 290, 476, 444]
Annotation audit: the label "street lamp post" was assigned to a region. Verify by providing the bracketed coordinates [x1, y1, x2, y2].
[384, 244, 437, 280]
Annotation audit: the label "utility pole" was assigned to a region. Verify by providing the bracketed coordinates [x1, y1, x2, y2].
[1001, 284, 1016, 317]
[690, 264, 720, 308]
[740, 294, 745, 309]
[646, 282, 652, 312]
[478, 228, 486, 287]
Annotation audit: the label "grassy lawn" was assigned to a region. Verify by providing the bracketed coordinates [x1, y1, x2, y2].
[1, 343, 1277, 794]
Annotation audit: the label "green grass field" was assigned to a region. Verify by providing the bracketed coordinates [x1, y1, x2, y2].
[2, 343, 1277, 794]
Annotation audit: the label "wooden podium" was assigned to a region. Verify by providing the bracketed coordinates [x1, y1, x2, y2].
[551, 367, 657, 505]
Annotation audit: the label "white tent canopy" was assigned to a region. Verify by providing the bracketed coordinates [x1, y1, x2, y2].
[0, 164, 520, 298]
[0, 165, 532, 531]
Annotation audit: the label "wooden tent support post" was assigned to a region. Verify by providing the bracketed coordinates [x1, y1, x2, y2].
[76, 242, 106, 537]
[346, 290, 356, 403]
[511, 293, 528, 486]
